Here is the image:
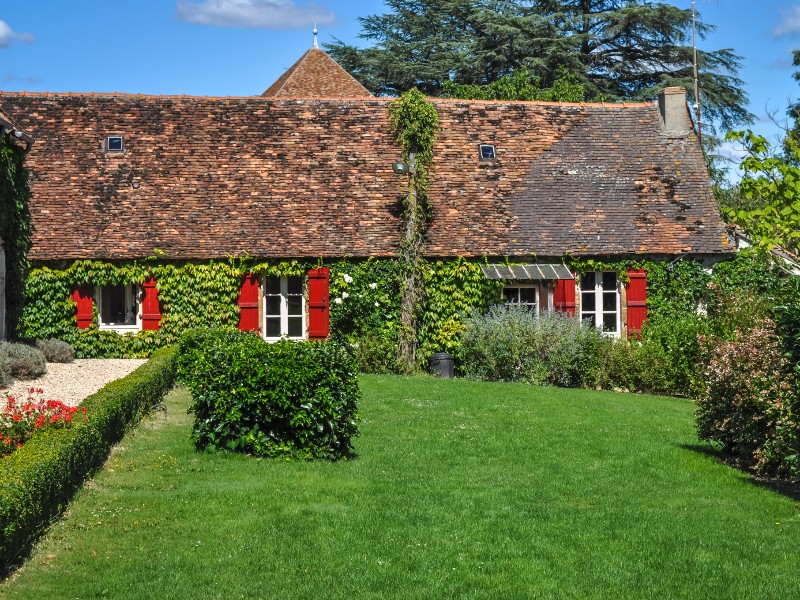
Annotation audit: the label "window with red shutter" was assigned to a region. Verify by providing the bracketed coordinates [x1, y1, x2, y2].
[238, 273, 260, 333]
[72, 285, 94, 330]
[307, 268, 330, 340]
[553, 279, 576, 317]
[626, 269, 647, 335]
[141, 278, 161, 331]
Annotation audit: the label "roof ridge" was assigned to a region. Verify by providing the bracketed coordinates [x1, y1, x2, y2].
[0, 89, 652, 109]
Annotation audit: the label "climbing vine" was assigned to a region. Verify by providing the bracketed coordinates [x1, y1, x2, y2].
[20, 259, 311, 358]
[0, 137, 33, 337]
[418, 258, 503, 361]
[388, 88, 440, 372]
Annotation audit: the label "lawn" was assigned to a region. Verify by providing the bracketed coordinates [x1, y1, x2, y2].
[2, 376, 798, 599]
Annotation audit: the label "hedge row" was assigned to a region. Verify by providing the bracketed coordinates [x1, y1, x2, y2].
[0, 346, 177, 574]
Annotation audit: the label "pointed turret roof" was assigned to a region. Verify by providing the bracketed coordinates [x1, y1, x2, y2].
[261, 47, 372, 98]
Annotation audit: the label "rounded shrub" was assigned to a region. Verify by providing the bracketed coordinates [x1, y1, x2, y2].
[35, 338, 76, 363]
[177, 329, 360, 460]
[0, 341, 46, 380]
[697, 319, 799, 480]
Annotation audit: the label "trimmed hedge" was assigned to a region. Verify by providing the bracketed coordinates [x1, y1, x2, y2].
[0, 346, 177, 574]
[177, 329, 360, 460]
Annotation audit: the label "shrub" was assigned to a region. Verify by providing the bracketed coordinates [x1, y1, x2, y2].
[705, 285, 772, 341]
[460, 306, 604, 387]
[177, 329, 360, 460]
[633, 313, 709, 397]
[0, 341, 46, 380]
[0, 346, 177, 573]
[35, 338, 75, 363]
[0, 359, 11, 388]
[696, 320, 799, 480]
[353, 333, 401, 374]
[596, 338, 676, 395]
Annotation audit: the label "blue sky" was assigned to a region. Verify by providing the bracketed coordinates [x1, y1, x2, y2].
[1, 0, 799, 162]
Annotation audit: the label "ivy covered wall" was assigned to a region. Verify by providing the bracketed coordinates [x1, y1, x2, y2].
[21, 252, 786, 363]
[0, 137, 32, 338]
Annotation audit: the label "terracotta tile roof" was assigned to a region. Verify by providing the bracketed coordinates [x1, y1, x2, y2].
[0, 92, 732, 261]
[261, 48, 372, 99]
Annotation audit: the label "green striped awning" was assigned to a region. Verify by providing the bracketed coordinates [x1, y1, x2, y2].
[480, 264, 574, 281]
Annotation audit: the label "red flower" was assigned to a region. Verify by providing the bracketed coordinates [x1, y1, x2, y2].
[12, 414, 21, 422]
[3, 439, 10, 446]
[82, 407, 88, 414]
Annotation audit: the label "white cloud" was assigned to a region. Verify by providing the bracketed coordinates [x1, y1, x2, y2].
[0, 20, 35, 48]
[176, 0, 334, 29]
[2, 73, 42, 86]
[773, 5, 800, 38]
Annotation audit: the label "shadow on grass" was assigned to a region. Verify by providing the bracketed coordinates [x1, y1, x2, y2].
[681, 443, 800, 502]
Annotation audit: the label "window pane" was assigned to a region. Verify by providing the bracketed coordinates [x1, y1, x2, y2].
[602, 272, 616, 290]
[582, 314, 596, 328]
[287, 295, 302, 316]
[581, 293, 595, 312]
[603, 313, 617, 332]
[287, 317, 303, 338]
[265, 296, 281, 316]
[520, 287, 537, 305]
[266, 317, 281, 337]
[581, 272, 595, 290]
[502, 287, 518, 303]
[102, 284, 126, 324]
[287, 276, 302, 295]
[603, 292, 616, 312]
[264, 276, 280, 295]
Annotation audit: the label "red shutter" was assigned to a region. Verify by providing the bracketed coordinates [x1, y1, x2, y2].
[238, 273, 260, 333]
[72, 285, 94, 330]
[307, 268, 330, 340]
[553, 279, 576, 317]
[141, 277, 162, 331]
[626, 269, 647, 335]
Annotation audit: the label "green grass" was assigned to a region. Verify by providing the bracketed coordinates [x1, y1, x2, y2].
[2, 376, 798, 599]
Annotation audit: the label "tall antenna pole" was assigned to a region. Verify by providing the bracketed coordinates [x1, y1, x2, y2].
[692, 0, 702, 144]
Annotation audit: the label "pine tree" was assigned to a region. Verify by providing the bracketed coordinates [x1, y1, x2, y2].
[326, 0, 751, 132]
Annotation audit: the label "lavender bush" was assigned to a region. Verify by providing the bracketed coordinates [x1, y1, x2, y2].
[461, 305, 605, 387]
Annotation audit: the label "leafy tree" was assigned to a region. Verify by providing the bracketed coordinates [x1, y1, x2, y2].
[327, 0, 751, 132]
[725, 130, 800, 254]
[535, 0, 749, 131]
[441, 65, 585, 101]
[325, 0, 579, 96]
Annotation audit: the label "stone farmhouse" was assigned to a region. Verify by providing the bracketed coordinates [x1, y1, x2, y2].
[0, 42, 732, 344]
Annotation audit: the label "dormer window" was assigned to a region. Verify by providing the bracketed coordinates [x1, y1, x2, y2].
[479, 144, 496, 160]
[105, 135, 124, 152]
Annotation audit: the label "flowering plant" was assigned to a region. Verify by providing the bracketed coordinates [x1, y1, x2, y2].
[1, 389, 87, 457]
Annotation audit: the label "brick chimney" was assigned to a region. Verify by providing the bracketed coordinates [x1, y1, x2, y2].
[658, 87, 692, 135]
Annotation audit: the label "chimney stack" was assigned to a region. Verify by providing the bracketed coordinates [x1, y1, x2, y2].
[658, 87, 691, 135]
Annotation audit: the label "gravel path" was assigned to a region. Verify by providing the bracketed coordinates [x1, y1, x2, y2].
[1, 359, 148, 406]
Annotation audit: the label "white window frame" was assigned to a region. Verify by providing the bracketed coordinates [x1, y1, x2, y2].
[579, 271, 620, 337]
[501, 284, 539, 312]
[96, 283, 141, 333]
[263, 275, 306, 341]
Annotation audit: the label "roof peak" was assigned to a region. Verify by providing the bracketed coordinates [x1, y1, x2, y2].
[261, 44, 372, 99]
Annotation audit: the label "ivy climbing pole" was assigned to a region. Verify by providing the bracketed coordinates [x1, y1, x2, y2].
[388, 89, 440, 373]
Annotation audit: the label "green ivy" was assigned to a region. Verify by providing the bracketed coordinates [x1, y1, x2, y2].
[389, 89, 440, 372]
[20, 259, 313, 358]
[0, 138, 32, 337]
[419, 258, 503, 361]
